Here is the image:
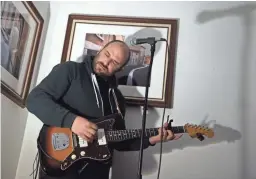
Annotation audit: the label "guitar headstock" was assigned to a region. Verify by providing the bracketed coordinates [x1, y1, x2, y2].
[165, 117, 214, 141]
[184, 123, 214, 140]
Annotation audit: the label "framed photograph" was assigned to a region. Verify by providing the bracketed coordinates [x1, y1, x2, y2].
[61, 14, 178, 108]
[1, 1, 44, 108]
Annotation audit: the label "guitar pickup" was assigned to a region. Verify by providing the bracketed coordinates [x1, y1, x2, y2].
[97, 129, 107, 146]
[78, 136, 88, 147]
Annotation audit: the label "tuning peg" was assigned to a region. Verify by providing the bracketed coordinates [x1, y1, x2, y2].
[196, 133, 204, 141]
[166, 115, 173, 123]
[166, 115, 170, 123]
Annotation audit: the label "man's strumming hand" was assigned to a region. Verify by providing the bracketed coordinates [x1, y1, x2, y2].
[71, 116, 98, 142]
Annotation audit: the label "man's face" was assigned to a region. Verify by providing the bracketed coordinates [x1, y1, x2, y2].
[93, 42, 129, 76]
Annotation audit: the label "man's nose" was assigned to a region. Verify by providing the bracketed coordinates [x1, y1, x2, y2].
[102, 59, 110, 66]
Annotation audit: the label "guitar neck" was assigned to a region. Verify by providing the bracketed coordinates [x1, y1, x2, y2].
[106, 126, 185, 142]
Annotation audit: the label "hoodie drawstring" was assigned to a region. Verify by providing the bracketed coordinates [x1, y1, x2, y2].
[91, 73, 104, 116]
[91, 74, 99, 107]
[108, 88, 114, 114]
[91, 73, 122, 118]
[111, 88, 123, 119]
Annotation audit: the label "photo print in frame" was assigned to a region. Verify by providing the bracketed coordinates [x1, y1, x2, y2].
[61, 14, 178, 108]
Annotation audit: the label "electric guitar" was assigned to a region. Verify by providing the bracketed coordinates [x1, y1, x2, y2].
[37, 113, 214, 176]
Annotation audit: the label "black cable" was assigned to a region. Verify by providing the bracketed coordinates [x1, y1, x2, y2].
[29, 152, 39, 179]
[156, 39, 171, 179]
[29, 132, 63, 179]
[34, 153, 40, 179]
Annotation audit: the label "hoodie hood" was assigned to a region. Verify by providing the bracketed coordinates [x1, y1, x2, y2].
[82, 55, 122, 117]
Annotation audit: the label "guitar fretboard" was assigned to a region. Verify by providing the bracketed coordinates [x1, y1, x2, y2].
[106, 126, 185, 142]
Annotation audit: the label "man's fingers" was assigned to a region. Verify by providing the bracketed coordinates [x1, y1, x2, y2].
[85, 120, 97, 128]
[84, 130, 96, 140]
[158, 128, 166, 134]
[166, 130, 174, 140]
[84, 130, 92, 138]
[163, 122, 168, 128]
[79, 134, 91, 142]
[163, 130, 167, 138]
[158, 128, 163, 136]
[158, 128, 167, 140]
[85, 136, 92, 142]
[88, 122, 98, 130]
[86, 128, 97, 136]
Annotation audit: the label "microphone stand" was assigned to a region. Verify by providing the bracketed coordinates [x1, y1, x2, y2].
[137, 38, 157, 179]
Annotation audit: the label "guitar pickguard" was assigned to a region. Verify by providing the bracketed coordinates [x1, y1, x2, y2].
[60, 117, 116, 170]
[52, 133, 70, 150]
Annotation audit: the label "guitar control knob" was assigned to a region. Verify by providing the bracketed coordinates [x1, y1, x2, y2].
[80, 151, 86, 156]
[71, 154, 76, 160]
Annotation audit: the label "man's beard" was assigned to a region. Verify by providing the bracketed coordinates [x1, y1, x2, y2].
[92, 57, 109, 77]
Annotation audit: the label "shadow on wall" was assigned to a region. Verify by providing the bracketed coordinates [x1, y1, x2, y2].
[196, 3, 256, 179]
[111, 104, 241, 179]
[111, 3, 256, 179]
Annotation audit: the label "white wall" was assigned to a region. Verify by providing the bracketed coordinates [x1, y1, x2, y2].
[16, 1, 256, 179]
[0, 2, 50, 179]
[1, 94, 28, 179]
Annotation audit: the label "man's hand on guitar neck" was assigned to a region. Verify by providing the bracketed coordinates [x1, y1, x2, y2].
[149, 122, 183, 145]
[71, 116, 98, 142]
